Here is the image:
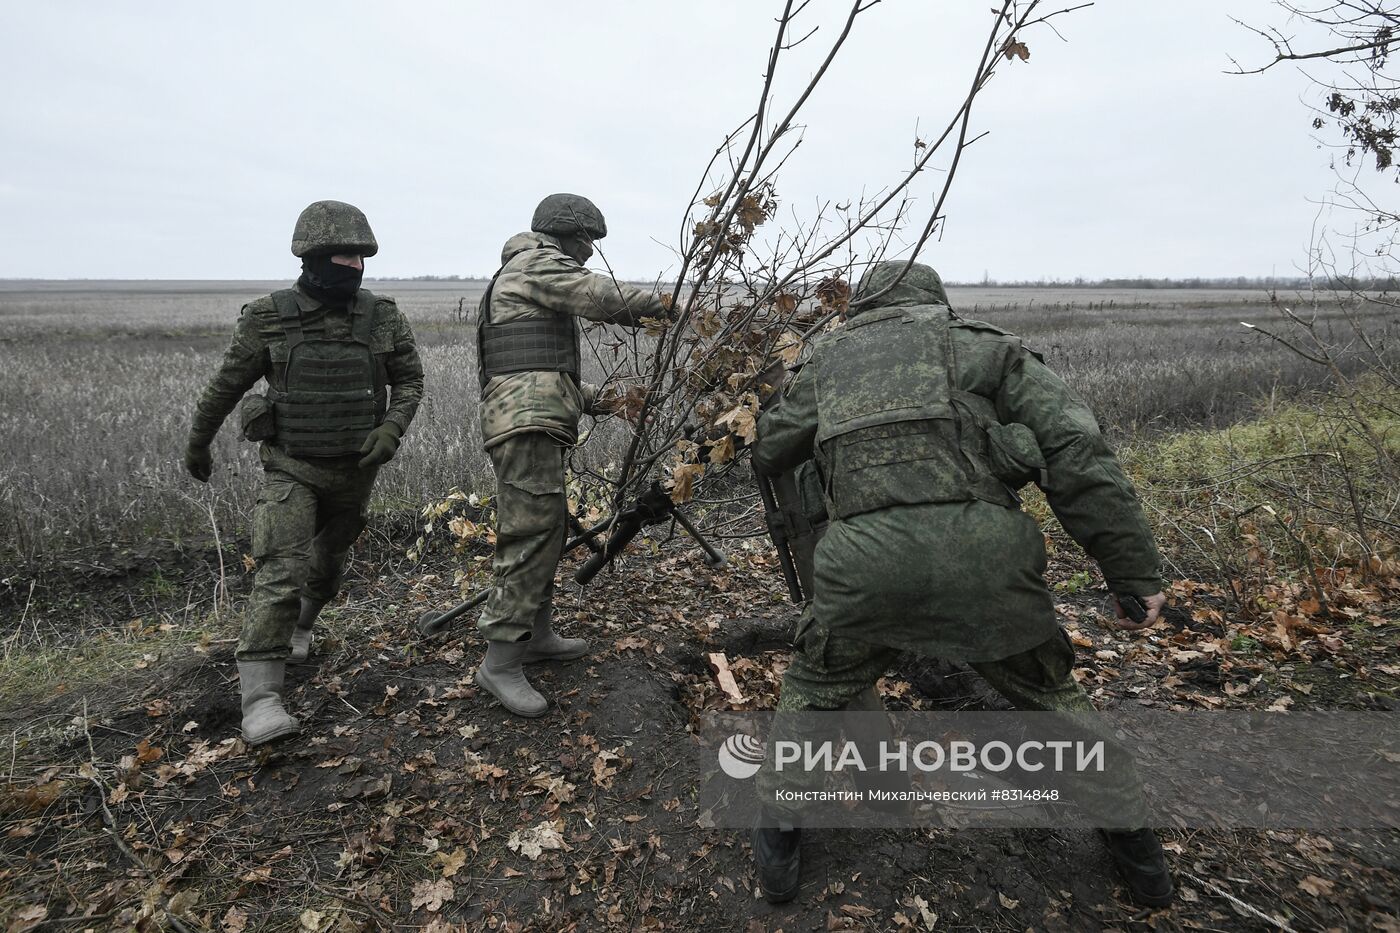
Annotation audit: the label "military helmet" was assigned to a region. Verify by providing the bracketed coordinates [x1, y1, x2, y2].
[291, 200, 379, 258]
[851, 260, 950, 314]
[531, 193, 608, 239]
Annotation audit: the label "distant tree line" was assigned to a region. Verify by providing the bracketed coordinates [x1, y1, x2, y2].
[370, 274, 490, 282]
[371, 272, 1400, 291]
[943, 275, 1400, 290]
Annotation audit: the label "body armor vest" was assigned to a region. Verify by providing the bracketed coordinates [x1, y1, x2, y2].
[267, 289, 385, 458]
[477, 269, 581, 390]
[812, 305, 1016, 520]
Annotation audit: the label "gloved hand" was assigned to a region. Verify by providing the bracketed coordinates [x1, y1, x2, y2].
[591, 384, 647, 421]
[1112, 591, 1167, 630]
[184, 443, 213, 483]
[358, 423, 402, 469]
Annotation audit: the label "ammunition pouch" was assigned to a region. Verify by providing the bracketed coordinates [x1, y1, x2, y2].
[238, 394, 276, 442]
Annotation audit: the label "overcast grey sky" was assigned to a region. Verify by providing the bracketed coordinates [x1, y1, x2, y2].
[0, 1, 1347, 281]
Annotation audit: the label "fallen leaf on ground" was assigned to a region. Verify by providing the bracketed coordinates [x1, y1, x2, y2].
[507, 820, 568, 860]
[1298, 874, 1335, 897]
[411, 878, 455, 913]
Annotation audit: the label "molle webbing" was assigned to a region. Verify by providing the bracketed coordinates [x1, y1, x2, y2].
[268, 289, 383, 458]
[477, 271, 580, 388]
[813, 306, 1016, 519]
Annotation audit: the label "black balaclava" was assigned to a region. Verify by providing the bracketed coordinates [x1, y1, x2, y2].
[298, 253, 364, 305]
[556, 234, 594, 265]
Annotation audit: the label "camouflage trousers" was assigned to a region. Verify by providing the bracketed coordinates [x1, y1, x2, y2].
[238, 445, 378, 661]
[757, 626, 1149, 828]
[477, 433, 567, 643]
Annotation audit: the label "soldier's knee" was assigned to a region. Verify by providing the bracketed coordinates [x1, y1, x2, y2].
[254, 555, 310, 593]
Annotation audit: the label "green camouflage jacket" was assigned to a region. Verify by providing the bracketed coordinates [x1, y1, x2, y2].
[753, 267, 1163, 662]
[189, 286, 424, 457]
[479, 231, 665, 449]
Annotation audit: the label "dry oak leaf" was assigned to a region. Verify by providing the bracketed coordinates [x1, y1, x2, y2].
[717, 394, 760, 444]
[707, 433, 736, 465]
[437, 847, 469, 879]
[221, 906, 248, 933]
[528, 773, 577, 804]
[1002, 38, 1030, 61]
[592, 748, 627, 788]
[298, 909, 329, 931]
[411, 878, 456, 913]
[7, 904, 47, 932]
[670, 462, 705, 504]
[507, 819, 568, 860]
[1298, 875, 1335, 897]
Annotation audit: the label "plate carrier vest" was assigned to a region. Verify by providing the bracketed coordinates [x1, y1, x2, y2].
[812, 305, 1018, 520]
[266, 289, 385, 458]
[477, 259, 581, 391]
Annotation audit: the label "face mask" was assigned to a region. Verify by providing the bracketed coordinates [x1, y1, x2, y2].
[299, 254, 364, 303]
[559, 236, 594, 265]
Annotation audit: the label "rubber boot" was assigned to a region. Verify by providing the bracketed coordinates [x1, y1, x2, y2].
[238, 660, 300, 746]
[287, 597, 325, 665]
[521, 602, 588, 663]
[475, 640, 548, 718]
[1102, 828, 1174, 907]
[751, 816, 802, 904]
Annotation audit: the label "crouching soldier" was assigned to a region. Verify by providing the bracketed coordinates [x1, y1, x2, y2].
[750, 261, 1174, 907]
[183, 200, 424, 745]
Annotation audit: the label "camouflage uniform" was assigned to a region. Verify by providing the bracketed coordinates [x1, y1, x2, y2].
[477, 228, 665, 642]
[752, 262, 1162, 828]
[190, 285, 424, 659]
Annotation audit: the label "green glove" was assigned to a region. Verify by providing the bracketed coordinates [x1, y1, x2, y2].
[184, 443, 212, 483]
[358, 423, 401, 469]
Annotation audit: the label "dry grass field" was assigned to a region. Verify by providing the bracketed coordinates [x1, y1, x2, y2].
[2, 279, 1391, 563]
[1, 280, 1398, 931]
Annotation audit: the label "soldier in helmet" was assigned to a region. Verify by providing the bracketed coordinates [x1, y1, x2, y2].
[749, 261, 1174, 907]
[473, 193, 670, 718]
[183, 200, 424, 745]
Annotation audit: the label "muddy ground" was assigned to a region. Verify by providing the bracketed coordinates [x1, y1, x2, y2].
[1, 527, 1398, 933]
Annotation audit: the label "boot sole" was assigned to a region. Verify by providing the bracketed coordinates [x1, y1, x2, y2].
[761, 881, 800, 905]
[522, 646, 589, 664]
[244, 721, 300, 746]
[1129, 886, 1175, 909]
[474, 669, 548, 718]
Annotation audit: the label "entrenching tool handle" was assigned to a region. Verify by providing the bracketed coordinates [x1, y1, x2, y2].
[755, 470, 804, 603]
[416, 587, 492, 638]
